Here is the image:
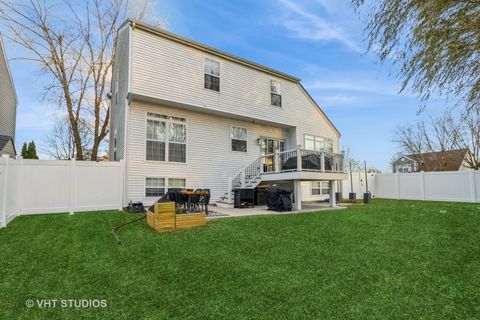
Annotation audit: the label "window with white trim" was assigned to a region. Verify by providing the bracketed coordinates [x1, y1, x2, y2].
[312, 181, 330, 195]
[146, 178, 165, 197]
[397, 164, 411, 173]
[304, 135, 334, 152]
[204, 58, 220, 91]
[270, 80, 282, 107]
[231, 126, 247, 152]
[146, 177, 187, 197]
[146, 112, 186, 162]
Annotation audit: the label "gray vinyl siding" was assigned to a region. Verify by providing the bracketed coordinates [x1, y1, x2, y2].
[130, 28, 339, 150]
[127, 101, 288, 203]
[0, 36, 17, 141]
[109, 26, 130, 160]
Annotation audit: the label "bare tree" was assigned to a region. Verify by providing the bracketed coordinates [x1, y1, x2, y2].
[394, 111, 480, 170]
[0, 0, 163, 160]
[46, 116, 92, 160]
[453, 109, 480, 169]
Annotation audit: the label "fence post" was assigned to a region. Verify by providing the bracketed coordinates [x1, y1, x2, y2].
[395, 173, 400, 199]
[16, 156, 23, 216]
[470, 170, 477, 203]
[69, 159, 76, 214]
[419, 171, 425, 200]
[0, 156, 9, 228]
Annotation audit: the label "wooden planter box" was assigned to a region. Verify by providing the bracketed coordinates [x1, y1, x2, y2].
[146, 202, 175, 231]
[175, 212, 207, 229]
[146, 201, 206, 231]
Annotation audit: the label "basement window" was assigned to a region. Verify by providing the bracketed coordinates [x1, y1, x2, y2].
[312, 181, 330, 195]
[146, 178, 165, 197]
[204, 58, 220, 92]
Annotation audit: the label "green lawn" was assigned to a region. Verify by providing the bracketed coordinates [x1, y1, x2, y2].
[1, 199, 480, 319]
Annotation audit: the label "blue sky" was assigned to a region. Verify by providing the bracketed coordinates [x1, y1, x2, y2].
[5, 0, 446, 170]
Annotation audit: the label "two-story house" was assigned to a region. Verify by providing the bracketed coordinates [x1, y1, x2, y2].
[0, 34, 18, 158]
[109, 20, 347, 210]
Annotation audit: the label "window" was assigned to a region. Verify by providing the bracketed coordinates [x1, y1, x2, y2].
[146, 178, 165, 197]
[146, 119, 166, 161]
[146, 112, 186, 162]
[397, 164, 411, 173]
[146, 178, 186, 197]
[204, 58, 220, 91]
[168, 178, 186, 192]
[231, 126, 247, 152]
[304, 135, 323, 152]
[168, 123, 186, 162]
[312, 181, 330, 195]
[304, 135, 334, 153]
[270, 80, 282, 107]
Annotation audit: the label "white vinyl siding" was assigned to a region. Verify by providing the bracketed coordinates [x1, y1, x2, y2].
[0, 35, 17, 141]
[130, 28, 339, 152]
[109, 26, 130, 160]
[127, 102, 288, 204]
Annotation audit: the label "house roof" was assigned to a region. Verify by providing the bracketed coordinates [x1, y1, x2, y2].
[123, 19, 341, 136]
[407, 149, 469, 171]
[0, 135, 15, 155]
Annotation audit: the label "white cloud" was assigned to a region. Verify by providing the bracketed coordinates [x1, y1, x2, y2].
[275, 0, 361, 52]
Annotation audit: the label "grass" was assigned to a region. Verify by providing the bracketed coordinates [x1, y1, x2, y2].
[1, 199, 480, 319]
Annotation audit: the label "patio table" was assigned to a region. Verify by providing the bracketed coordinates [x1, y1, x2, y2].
[179, 191, 210, 214]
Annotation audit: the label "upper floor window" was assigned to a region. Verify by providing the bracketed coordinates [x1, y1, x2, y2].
[146, 112, 186, 162]
[231, 126, 247, 152]
[204, 58, 220, 92]
[270, 80, 282, 107]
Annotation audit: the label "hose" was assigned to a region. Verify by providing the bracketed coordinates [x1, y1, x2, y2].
[112, 212, 146, 244]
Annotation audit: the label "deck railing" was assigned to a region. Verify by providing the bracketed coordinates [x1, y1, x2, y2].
[231, 148, 345, 189]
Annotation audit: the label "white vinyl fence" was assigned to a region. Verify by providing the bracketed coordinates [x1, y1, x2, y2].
[372, 171, 480, 203]
[341, 170, 480, 203]
[0, 156, 125, 228]
[340, 172, 376, 197]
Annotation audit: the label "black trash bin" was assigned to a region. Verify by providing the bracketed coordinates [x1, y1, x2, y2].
[233, 189, 255, 208]
[335, 192, 342, 202]
[349, 193, 356, 201]
[363, 192, 371, 204]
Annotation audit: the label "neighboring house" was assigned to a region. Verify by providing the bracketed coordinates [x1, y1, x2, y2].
[0, 34, 17, 158]
[109, 20, 347, 210]
[392, 149, 471, 173]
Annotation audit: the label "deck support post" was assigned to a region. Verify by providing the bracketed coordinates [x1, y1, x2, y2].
[293, 180, 302, 210]
[329, 180, 336, 207]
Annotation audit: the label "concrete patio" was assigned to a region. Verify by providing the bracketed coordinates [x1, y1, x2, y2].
[208, 202, 347, 218]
